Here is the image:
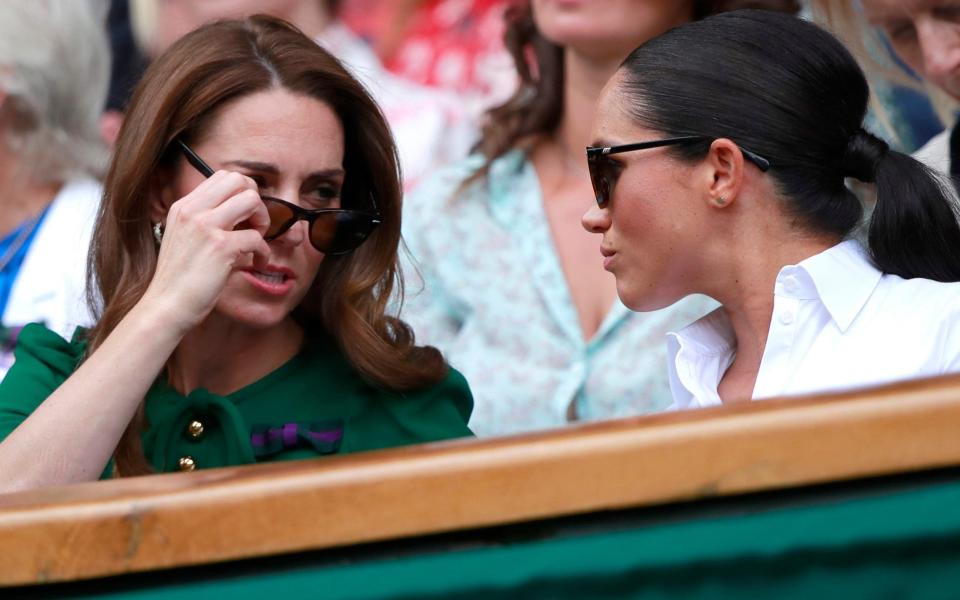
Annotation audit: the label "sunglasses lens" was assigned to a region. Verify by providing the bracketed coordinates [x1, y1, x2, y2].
[587, 156, 609, 208]
[261, 198, 379, 254]
[263, 199, 295, 239]
[310, 211, 379, 255]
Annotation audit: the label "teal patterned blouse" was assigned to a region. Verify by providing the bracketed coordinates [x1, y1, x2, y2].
[401, 150, 717, 437]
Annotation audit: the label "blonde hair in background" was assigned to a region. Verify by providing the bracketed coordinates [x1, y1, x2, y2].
[810, 0, 958, 134]
[129, 0, 159, 57]
[0, 0, 111, 184]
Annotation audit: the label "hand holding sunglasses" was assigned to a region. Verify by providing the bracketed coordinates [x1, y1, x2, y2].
[177, 140, 382, 255]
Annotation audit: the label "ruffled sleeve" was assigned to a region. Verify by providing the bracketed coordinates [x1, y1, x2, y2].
[341, 366, 474, 454]
[0, 323, 85, 443]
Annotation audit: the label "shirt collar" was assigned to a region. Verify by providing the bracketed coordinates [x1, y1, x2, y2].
[666, 307, 736, 410]
[795, 240, 883, 332]
[670, 307, 736, 356]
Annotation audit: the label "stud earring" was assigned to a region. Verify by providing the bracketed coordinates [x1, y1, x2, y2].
[153, 222, 164, 245]
[714, 196, 727, 206]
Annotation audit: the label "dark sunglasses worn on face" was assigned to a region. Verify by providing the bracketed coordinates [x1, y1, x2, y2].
[585, 135, 771, 208]
[176, 139, 382, 255]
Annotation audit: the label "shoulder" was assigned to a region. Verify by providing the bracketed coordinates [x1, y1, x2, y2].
[11, 181, 99, 335]
[379, 366, 474, 439]
[876, 272, 960, 312]
[871, 274, 960, 355]
[46, 178, 102, 224]
[296, 337, 473, 424]
[25, 177, 100, 275]
[912, 129, 951, 174]
[427, 367, 473, 422]
[0, 324, 85, 440]
[398, 367, 472, 419]
[7, 323, 86, 379]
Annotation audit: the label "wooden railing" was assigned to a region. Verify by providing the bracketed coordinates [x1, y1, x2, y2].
[3, 373, 960, 586]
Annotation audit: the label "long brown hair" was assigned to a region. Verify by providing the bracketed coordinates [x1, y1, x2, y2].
[87, 15, 447, 476]
[472, 0, 801, 182]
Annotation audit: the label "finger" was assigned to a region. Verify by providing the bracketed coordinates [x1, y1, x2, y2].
[240, 195, 271, 237]
[207, 189, 264, 229]
[181, 170, 259, 211]
[230, 229, 272, 268]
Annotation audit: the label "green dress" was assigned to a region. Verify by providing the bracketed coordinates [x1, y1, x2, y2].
[0, 324, 474, 476]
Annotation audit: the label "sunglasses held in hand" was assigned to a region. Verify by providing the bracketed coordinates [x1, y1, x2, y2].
[585, 135, 771, 208]
[177, 139, 381, 255]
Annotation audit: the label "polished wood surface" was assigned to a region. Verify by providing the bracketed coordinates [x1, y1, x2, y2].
[3, 374, 960, 586]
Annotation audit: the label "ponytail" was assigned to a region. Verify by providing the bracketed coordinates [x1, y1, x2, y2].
[616, 10, 960, 283]
[844, 129, 960, 282]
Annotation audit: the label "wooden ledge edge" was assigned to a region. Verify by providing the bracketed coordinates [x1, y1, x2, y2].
[2, 373, 960, 585]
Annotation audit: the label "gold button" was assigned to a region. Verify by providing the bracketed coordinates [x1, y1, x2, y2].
[187, 420, 205, 439]
[178, 456, 196, 471]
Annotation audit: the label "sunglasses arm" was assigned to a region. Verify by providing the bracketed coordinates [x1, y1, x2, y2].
[176, 139, 216, 178]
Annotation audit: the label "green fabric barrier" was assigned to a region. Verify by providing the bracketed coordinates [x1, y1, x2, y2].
[41, 476, 960, 599]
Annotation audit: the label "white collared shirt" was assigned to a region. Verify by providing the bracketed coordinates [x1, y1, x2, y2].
[668, 240, 960, 409]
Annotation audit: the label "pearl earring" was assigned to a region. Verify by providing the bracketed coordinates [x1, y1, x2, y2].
[153, 222, 164, 245]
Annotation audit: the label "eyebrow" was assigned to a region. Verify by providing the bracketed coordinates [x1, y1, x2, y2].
[222, 160, 345, 180]
[589, 138, 616, 149]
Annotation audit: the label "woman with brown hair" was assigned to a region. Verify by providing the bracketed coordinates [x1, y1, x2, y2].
[0, 15, 472, 492]
[401, 0, 798, 437]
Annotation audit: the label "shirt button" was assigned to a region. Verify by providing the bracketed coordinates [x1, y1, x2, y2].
[779, 310, 795, 325]
[178, 456, 197, 472]
[187, 420, 205, 439]
[783, 276, 798, 294]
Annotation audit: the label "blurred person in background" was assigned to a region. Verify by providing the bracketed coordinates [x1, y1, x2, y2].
[340, 0, 517, 118]
[130, 0, 475, 191]
[0, 1, 109, 378]
[812, 0, 960, 180]
[0, 16, 472, 492]
[401, 0, 799, 437]
[100, 0, 149, 147]
[582, 11, 960, 408]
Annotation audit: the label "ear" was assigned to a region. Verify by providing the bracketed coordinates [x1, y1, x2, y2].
[703, 138, 745, 210]
[147, 169, 177, 225]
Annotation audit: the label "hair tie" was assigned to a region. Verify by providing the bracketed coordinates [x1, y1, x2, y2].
[842, 128, 889, 183]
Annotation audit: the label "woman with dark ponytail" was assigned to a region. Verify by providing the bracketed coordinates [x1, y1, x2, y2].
[402, 0, 799, 436]
[582, 10, 960, 408]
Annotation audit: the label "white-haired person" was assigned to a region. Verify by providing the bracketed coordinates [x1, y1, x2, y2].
[0, 1, 109, 377]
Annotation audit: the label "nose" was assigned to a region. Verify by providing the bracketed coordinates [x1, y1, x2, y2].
[917, 21, 960, 86]
[582, 203, 611, 234]
[272, 218, 308, 248]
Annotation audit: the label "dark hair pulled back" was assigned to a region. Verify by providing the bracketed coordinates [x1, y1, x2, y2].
[617, 10, 960, 282]
[470, 0, 799, 184]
